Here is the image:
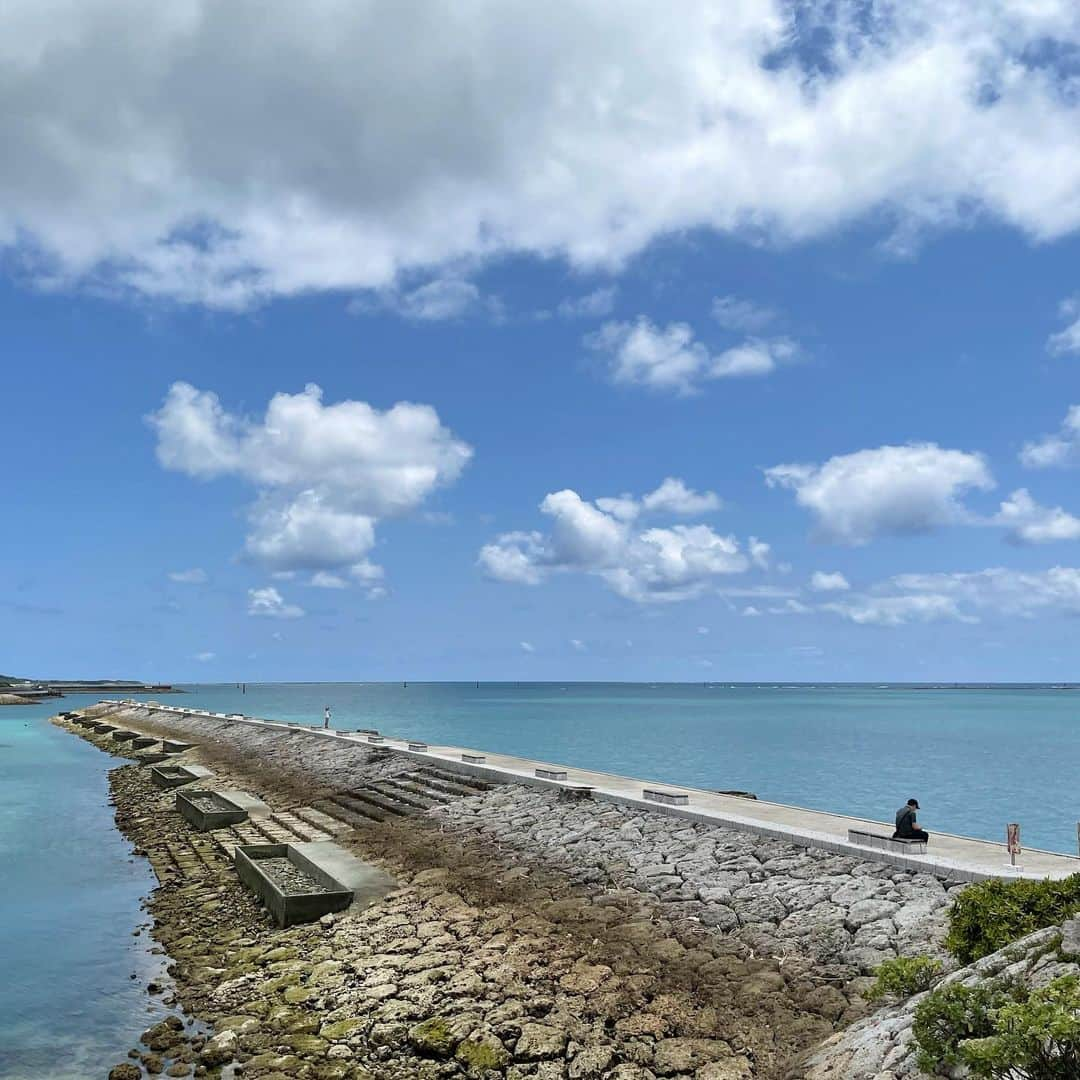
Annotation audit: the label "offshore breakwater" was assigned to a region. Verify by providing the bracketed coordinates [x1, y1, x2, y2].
[57, 701, 979, 1079]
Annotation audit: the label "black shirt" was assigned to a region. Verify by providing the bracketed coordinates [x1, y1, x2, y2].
[895, 806, 918, 837]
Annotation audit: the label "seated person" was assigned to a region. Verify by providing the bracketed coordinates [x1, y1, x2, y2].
[893, 798, 929, 842]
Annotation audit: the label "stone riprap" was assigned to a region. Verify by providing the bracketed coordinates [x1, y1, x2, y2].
[56, 702, 973, 1079]
[434, 788, 958, 974]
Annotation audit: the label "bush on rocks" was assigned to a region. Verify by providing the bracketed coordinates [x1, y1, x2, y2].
[914, 974, 1080, 1077]
[864, 955, 943, 1003]
[944, 875, 1080, 963]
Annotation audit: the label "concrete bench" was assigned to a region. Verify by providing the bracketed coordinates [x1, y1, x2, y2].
[462, 753, 486, 764]
[535, 767, 568, 781]
[847, 828, 927, 854]
[407, 741, 428, 752]
[643, 788, 689, 806]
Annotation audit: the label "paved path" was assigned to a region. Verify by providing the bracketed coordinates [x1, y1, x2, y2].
[119, 701, 1080, 882]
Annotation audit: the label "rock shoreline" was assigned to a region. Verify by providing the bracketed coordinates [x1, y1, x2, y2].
[58, 703, 968, 1079]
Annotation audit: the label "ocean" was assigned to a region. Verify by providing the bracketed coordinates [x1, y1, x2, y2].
[2, 681, 1079, 1076]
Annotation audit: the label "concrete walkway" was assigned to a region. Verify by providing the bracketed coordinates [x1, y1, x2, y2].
[114, 701, 1080, 882]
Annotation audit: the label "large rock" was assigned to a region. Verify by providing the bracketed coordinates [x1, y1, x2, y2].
[199, 1028, 238, 1067]
[515, 1022, 569, 1060]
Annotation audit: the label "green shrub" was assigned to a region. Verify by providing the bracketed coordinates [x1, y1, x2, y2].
[945, 875, 1080, 964]
[913, 978, 1021, 1073]
[915, 975, 1080, 1079]
[864, 955, 944, 1002]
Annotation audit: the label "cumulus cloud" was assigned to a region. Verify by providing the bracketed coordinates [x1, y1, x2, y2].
[765, 443, 994, 544]
[590, 318, 796, 394]
[994, 489, 1080, 544]
[149, 382, 470, 579]
[1047, 297, 1080, 356]
[193, 650, 216, 662]
[479, 483, 760, 602]
[711, 295, 776, 333]
[520, 641, 535, 653]
[168, 568, 207, 584]
[6, 4, 1080, 307]
[822, 593, 975, 627]
[247, 586, 304, 619]
[810, 571, 850, 592]
[557, 287, 617, 319]
[1020, 405, 1080, 468]
[892, 567, 1080, 619]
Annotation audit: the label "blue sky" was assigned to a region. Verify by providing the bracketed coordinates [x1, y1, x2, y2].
[4, 2, 1080, 682]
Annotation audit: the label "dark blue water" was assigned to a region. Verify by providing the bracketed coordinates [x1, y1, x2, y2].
[0, 695, 170, 1080]
[177, 681, 1080, 854]
[5, 681, 1080, 1076]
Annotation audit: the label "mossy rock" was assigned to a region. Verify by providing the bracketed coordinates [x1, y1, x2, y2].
[283, 986, 316, 1005]
[319, 1018, 367, 1040]
[285, 1034, 329, 1056]
[408, 1017, 459, 1058]
[262, 946, 300, 964]
[455, 1036, 510, 1073]
[261, 972, 303, 995]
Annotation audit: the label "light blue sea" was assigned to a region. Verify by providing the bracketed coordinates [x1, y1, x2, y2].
[3, 681, 1079, 1076]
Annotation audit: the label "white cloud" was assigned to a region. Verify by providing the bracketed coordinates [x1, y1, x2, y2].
[479, 484, 761, 603]
[766, 443, 993, 544]
[7, 4, 1080, 307]
[247, 586, 305, 619]
[590, 318, 795, 394]
[696, 626, 709, 635]
[557, 287, 616, 319]
[748, 537, 770, 569]
[352, 276, 502, 322]
[520, 641, 535, 653]
[193, 650, 216, 662]
[1020, 405, 1080, 468]
[810, 570, 851, 592]
[994, 488, 1080, 544]
[711, 295, 776, 333]
[570, 638, 586, 651]
[640, 478, 722, 516]
[310, 571, 349, 589]
[822, 593, 975, 627]
[149, 382, 470, 578]
[1048, 297, 1080, 356]
[741, 606, 763, 617]
[168, 568, 207, 584]
[892, 567, 1080, 619]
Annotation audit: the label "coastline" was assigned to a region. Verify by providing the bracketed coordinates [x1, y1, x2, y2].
[52, 702, 979, 1079]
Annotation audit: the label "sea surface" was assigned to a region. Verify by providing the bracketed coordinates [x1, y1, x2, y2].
[3, 681, 1080, 1076]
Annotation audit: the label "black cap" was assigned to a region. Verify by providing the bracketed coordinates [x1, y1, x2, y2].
[908, 798, 920, 808]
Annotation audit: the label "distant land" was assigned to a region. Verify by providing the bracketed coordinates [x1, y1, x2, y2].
[0, 674, 179, 703]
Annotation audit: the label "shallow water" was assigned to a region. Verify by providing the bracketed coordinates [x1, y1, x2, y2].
[176, 681, 1080, 854]
[0, 695, 170, 1079]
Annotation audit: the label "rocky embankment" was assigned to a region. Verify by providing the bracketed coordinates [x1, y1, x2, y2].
[59, 704, 968, 1079]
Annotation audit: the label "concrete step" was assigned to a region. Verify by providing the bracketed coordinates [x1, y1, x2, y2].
[335, 788, 413, 819]
[291, 805, 352, 837]
[381, 775, 452, 804]
[414, 766, 495, 794]
[271, 811, 331, 842]
[366, 778, 443, 811]
[314, 797, 380, 830]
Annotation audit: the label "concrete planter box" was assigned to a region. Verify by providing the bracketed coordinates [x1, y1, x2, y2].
[111, 730, 140, 742]
[150, 764, 213, 790]
[139, 753, 171, 765]
[92, 724, 116, 734]
[234, 844, 353, 927]
[162, 740, 196, 754]
[131, 736, 158, 749]
[176, 790, 250, 831]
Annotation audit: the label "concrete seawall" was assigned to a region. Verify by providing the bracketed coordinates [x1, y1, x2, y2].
[54, 699, 1080, 1080]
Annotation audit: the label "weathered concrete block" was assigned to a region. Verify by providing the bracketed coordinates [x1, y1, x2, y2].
[234, 844, 354, 927]
[643, 788, 689, 807]
[462, 753, 486, 764]
[176, 789, 250, 831]
[407, 741, 428, 752]
[366, 735, 384, 744]
[131, 736, 158, 749]
[162, 740, 196, 754]
[535, 767, 568, 781]
[150, 764, 214, 790]
[111, 730, 140, 742]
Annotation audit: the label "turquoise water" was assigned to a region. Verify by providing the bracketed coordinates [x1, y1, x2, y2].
[177, 681, 1080, 854]
[0, 695, 171, 1080]
[4, 681, 1080, 1076]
